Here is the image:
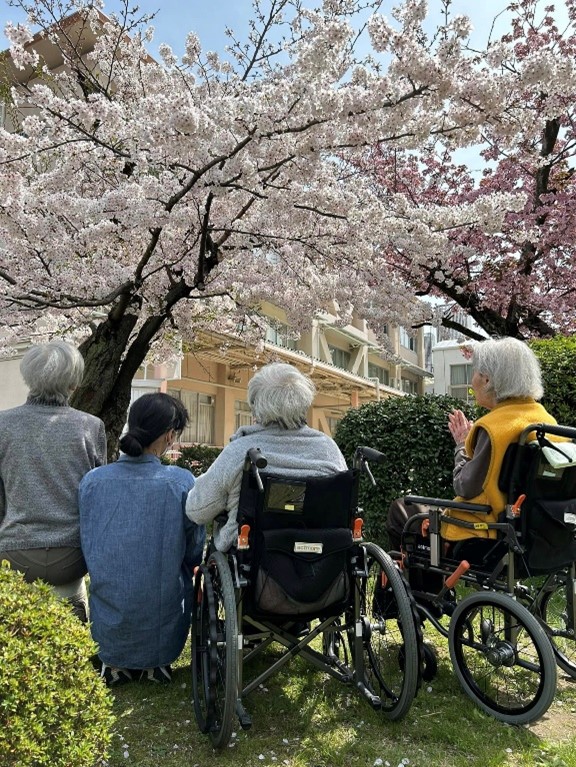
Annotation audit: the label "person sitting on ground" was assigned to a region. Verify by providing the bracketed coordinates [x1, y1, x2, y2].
[185, 362, 348, 552]
[386, 336, 557, 551]
[79, 393, 205, 687]
[0, 339, 106, 622]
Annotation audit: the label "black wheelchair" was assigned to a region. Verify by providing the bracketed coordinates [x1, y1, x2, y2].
[396, 422, 576, 725]
[191, 446, 421, 748]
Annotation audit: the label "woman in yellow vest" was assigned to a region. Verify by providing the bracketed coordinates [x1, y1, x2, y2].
[443, 336, 557, 542]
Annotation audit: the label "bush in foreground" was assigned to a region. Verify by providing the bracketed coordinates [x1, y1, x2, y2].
[0, 562, 114, 767]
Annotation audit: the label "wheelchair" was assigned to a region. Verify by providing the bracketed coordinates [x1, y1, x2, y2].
[395, 422, 576, 725]
[191, 446, 421, 748]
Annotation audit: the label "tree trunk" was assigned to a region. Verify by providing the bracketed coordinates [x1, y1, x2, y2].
[70, 281, 193, 460]
[69, 313, 139, 460]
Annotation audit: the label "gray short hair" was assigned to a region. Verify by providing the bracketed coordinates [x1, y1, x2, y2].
[248, 362, 315, 429]
[470, 337, 543, 402]
[20, 339, 85, 405]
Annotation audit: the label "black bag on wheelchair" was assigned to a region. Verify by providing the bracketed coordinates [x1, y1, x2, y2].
[524, 498, 576, 571]
[253, 527, 353, 615]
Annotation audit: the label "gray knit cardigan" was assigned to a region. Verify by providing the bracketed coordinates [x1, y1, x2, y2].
[0, 401, 107, 552]
[186, 423, 347, 551]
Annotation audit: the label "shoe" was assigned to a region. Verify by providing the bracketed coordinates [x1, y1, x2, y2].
[280, 620, 310, 638]
[140, 665, 172, 684]
[100, 663, 133, 687]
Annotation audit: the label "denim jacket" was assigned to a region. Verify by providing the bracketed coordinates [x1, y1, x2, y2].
[79, 454, 205, 669]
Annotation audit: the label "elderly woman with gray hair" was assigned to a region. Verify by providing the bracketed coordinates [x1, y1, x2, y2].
[0, 339, 106, 620]
[186, 362, 347, 552]
[441, 336, 557, 541]
[388, 336, 557, 550]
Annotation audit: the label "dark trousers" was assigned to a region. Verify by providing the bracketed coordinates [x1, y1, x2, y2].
[2, 547, 88, 621]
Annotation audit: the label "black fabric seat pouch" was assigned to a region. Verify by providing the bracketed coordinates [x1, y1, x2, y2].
[526, 498, 576, 570]
[253, 528, 352, 616]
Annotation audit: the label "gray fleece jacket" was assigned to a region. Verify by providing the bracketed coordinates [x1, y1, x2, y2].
[185, 423, 347, 551]
[0, 401, 106, 552]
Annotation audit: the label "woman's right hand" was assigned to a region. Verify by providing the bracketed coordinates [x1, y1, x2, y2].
[448, 409, 474, 445]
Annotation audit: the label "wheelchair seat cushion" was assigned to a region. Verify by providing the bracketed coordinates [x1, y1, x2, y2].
[253, 528, 353, 616]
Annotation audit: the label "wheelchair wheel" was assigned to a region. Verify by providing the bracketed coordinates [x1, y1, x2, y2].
[191, 551, 238, 749]
[448, 591, 557, 725]
[192, 565, 216, 733]
[357, 542, 419, 720]
[539, 571, 576, 678]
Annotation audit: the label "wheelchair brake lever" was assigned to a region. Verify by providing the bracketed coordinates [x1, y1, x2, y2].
[362, 460, 376, 487]
[252, 465, 264, 492]
[245, 448, 267, 492]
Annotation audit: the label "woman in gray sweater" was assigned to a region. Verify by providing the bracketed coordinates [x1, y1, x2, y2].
[0, 340, 106, 620]
[186, 362, 347, 551]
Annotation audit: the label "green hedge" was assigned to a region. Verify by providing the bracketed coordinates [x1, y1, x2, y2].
[530, 336, 576, 426]
[334, 394, 479, 547]
[0, 563, 114, 767]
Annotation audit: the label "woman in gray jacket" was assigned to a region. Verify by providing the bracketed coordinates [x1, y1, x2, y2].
[0, 340, 106, 620]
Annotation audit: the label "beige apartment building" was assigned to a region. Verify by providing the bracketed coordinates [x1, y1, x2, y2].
[131, 303, 429, 445]
[0, 310, 428, 445]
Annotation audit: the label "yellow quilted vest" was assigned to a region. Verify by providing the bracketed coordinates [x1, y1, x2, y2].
[442, 398, 557, 541]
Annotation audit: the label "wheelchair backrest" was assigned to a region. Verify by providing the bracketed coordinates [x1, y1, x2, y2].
[237, 468, 358, 531]
[498, 424, 576, 571]
[236, 468, 359, 618]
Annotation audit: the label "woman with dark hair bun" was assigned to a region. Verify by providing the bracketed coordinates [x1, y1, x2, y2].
[79, 393, 205, 687]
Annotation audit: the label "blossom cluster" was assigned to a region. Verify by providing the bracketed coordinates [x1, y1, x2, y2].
[1, 0, 574, 362]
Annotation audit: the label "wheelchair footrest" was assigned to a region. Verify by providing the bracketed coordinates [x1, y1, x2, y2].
[356, 680, 381, 710]
[236, 701, 252, 730]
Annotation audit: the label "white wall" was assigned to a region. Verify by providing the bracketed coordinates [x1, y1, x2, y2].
[0, 355, 27, 411]
[431, 341, 467, 396]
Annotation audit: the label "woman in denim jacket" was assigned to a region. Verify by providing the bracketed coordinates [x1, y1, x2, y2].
[79, 393, 205, 687]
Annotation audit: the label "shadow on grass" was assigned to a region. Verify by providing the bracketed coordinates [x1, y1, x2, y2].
[100, 639, 576, 767]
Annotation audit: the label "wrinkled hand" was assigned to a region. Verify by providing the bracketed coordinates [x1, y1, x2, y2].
[448, 409, 474, 445]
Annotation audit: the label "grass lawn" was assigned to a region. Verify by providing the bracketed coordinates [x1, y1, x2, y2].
[101, 626, 576, 767]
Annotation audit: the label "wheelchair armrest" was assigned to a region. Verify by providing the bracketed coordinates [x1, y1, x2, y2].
[404, 496, 493, 514]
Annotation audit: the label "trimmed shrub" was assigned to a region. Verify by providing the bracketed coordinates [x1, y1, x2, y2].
[530, 336, 576, 426]
[334, 394, 479, 547]
[0, 562, 114, 767]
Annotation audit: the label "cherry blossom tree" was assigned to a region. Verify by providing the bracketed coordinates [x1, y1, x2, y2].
[1, 0, 570, 448]
[354, 0, 576, 341]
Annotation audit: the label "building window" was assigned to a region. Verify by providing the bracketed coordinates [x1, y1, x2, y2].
[449, 363, 474, 401]
[399, 327, 416, 351]
[235, 400, 253, 431]
[401, 378, 418, 395]
[265, 322, 297, 350]
[367, 362, 389, 386]
[328, 345, 351, 370]
[326, 415, 342, 436]
[168, 390, 215, 444]
[130, 385, 159, 405]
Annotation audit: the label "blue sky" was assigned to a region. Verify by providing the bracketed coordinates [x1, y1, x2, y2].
[0, 1, 567, 56]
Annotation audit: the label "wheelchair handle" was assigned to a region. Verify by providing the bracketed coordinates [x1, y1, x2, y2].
[355, 446, 385, 464]
[518, 422, 576, 445]
[247, 447, 267, 469]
